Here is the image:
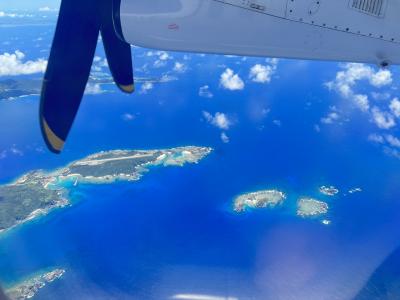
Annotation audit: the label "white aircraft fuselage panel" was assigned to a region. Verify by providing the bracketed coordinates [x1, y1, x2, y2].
[287, 0, 399, 44]
[215, 0, 287, 18]
[117, 0, 400, 65]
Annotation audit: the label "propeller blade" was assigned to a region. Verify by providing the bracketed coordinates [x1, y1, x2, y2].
[40, 0, 100, 153]
[101, 0, 134, 93]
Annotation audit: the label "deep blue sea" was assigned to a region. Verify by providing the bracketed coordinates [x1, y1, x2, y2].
[1, 12, 400, 300]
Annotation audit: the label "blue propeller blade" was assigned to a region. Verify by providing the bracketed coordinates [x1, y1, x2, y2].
[40, 0, 133, 153]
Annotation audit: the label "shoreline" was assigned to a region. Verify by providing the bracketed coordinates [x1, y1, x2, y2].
[5, 268, 66, 300]
[0, 146, 212, 237]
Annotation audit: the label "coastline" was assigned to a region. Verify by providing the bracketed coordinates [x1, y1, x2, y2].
[5, 268, 66, 300]
[0, 146, 212, 237]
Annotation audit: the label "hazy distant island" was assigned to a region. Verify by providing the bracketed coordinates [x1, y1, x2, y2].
[234, 189, 286, 213]
[0, 76, 177, 100]
[0, 146, 212, 235]
[319, 185, 339, 196]
[0, 78, 42, 100]
[297, 197, 329, 217]
[6, 268, 65, 300]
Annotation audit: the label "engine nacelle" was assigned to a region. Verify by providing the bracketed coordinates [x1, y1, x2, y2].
[114, 0, 400, 65]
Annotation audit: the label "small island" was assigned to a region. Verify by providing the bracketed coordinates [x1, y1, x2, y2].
[0, 146, 212, 235]
[319, 185, 339, 196]
[297, 197, 329, 217]
[234, 189, 286, 213]
[5, 268, 65, 300]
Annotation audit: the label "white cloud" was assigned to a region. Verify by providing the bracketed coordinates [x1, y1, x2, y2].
[368, 133, 385, 144]
[220, 68, 244, 90]
[38, 6, 58, 12]
[159, 74, 178, 83]
[140, 82, 154, 94]
[325, 63, 400, 130]
[199, 85, 213, 98]
[0, 51, 47, 76]
[249, 64, 272, 83]
[385, 134, 400, 148]
[273, 119, 282, 127]
[325, 63, 392, 112]
[249, 61, 277, 83]
[159, 51, 170, 61]
[333, 63, 392, 90]
[173, 62, 186, 73]
[389, 98, 400, 118]
[0, 11, 23, 18]
[84, 83, 104, 94]
[353, 94, 370, 112]
[0, 12, 33, 18]
[383, 147, 400, 160]
[146, 51, 171, 60]
[203, 111, 232, 130]
[221, 132, 230, 143]
[321, 108, 340, 124]
[371, 107, 396, 129]
[371, 92, 391, 101]
[368, 133, 400, 160]
[153, 60, 167, 68]
[121, 113, 136, 121]
[0, 145, 24, 159]
[150, 51, 173, 68]
[10, 146, 23, 156]
[370, 69, 392, 87]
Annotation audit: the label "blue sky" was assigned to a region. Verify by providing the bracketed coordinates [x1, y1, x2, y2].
[0, 0, 59, 10]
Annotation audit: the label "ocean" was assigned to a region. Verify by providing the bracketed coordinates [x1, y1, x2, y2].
[1, 17, 400, 300]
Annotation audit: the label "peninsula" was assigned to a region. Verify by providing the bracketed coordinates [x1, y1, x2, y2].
[0, 146, 212, 234]
[5, 268, 65, 300]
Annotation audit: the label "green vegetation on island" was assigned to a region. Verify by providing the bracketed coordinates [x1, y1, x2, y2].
[297, 197, 329, 217]
[5, 269, 65, 300]
[0, 146, 212, 234]
[234, 190, 286, 213]
[233, 189, 330, 222]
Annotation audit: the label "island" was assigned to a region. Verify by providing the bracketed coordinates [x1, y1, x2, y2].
[0, 78, 42, 100]
[5, 268, 65, 300]
[297, 197, 329, 217]
[0, 146, 212, 234]
[0, 76, 176, 101]
[319, 185, 339, 196]
[234, 189, 286, 213]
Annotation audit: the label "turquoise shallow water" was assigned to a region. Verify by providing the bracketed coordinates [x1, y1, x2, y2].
[1, 87, 400, 299]
[1, 16, 400, 299]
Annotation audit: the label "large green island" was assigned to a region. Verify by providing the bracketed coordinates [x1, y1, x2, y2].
[0, 146, 212, 235]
